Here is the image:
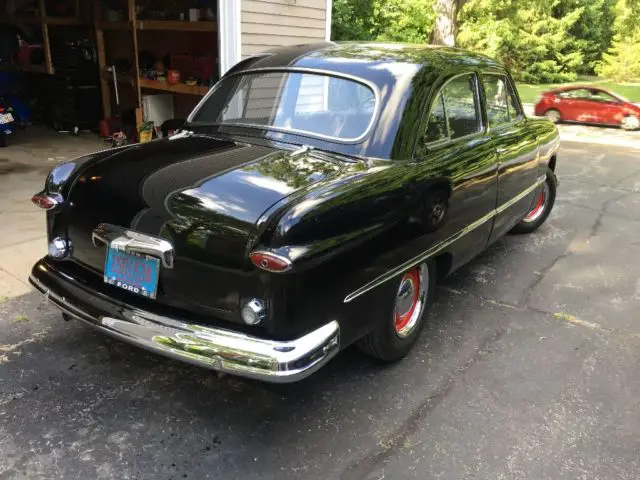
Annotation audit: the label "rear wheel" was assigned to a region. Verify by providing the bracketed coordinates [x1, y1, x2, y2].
[621, 115, 639, 131]
[511, 167, 557, 234]
[545, 109, 561, 123]
[357, 261, 435, 361]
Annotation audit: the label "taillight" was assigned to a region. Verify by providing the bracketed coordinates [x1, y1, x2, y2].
[31, 193, 62, 210]
[249, 251, 292, 273]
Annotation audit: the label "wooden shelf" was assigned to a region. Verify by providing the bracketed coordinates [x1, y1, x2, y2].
[97, 20, 216, 32]
[139, 78, 210, 95]
[97, 21, 131, 30]
[0, 63, 52, 74]
[104, 72, 210, 96]
[10, 15, 40, 25]
[136, 20, 216, 32]
[45, 16, 84, 26]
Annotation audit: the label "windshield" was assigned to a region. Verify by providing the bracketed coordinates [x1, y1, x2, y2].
[189, 70, 377, 142]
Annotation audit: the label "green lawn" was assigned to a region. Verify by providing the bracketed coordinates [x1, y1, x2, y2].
[516, 78, 640, 104]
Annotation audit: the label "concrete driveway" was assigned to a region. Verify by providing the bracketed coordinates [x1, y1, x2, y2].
[1, 129, 640, 479]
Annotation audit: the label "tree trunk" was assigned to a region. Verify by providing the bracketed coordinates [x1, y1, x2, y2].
[430, 0, 467, 46]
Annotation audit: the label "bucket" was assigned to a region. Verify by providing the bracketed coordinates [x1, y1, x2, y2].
[139, 130, 153, 143]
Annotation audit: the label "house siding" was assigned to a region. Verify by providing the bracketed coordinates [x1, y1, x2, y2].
[241, 0, 328, 58]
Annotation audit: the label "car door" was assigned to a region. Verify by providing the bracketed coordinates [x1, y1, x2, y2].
[587, 89, 623, 125]
[413, 72, 498, 270]
[560, 89, 600, 123]
[482, 72, 540, 243]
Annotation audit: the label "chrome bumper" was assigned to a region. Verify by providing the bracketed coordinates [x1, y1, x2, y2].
[29, 263, 340, 383]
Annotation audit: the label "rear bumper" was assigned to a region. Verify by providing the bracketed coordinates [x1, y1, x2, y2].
[29, 259, 340, 383]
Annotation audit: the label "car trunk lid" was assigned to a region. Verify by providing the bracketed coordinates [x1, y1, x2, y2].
[65, 135, 342, 316]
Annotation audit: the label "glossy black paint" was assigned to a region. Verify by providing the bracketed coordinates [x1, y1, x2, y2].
[35, 43, 560, 350]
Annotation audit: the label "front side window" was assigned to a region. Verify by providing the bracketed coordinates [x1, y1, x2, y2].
[443, 74, 482, 139]
[588, 90, 618, 103]
[484, 75, 509, 126]
[190, 70, 377, 141]
[558, 89, 590, 100]
[484, 74, 522, 127]
[422, 73, 482, 144]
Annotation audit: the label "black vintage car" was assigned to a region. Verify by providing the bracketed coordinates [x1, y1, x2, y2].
[30, 43, 559, 383]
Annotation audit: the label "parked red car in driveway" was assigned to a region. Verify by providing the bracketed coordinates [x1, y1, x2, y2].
[534, 86, 640, 130]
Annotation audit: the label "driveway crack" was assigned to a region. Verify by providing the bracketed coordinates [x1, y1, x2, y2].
[340, 327, 507, 480]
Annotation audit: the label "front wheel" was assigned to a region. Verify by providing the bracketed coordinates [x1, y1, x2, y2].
[621, 115, 639, 131]
[511, 167, 557, 234]
[357, 261, 436, 361]
[544, 109, 562, 123]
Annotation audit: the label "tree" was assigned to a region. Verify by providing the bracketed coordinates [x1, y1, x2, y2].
[331, 0, 380, 41]
[562, 0, 616, 74]
[458, 0, 588, 83]
[596, 0, 640, 81]
[332, 0, 435, 44]
[430, 0, 468, 46]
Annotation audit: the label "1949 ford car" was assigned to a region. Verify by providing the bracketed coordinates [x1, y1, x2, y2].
[29, 43, 559, 383]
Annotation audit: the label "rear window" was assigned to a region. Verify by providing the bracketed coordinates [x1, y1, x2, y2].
[190, 70, 377, 142]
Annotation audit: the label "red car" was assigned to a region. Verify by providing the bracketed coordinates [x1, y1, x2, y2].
[534, 85, 640, 130]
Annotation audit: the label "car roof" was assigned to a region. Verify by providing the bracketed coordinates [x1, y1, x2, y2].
[225, 42, 503, 83]
[551, 85, 612, 94]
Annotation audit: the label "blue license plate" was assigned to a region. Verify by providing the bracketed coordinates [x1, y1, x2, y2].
[104, 247, 160, 299]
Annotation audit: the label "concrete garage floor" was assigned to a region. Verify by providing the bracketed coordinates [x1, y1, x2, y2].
[0, 127, 104, 297]
[1, 126, 640, 479]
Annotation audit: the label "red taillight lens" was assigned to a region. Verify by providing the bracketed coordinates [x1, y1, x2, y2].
[31, 194, 60, 210]
[249, 251, 292, 273]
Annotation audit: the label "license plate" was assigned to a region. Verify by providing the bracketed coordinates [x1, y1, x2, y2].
[0, 113, 14, 124]
[104, 247, 160, 299]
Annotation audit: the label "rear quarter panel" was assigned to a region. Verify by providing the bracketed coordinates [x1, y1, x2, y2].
[526, 119, 560, 174]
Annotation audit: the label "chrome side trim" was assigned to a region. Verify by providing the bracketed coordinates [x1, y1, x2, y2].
[92, 223, 175, 269]
[29, 269, 340, 383]
[343, 175, 546, 303]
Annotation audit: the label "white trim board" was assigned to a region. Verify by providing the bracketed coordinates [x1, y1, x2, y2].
[218, 0, 242, 76]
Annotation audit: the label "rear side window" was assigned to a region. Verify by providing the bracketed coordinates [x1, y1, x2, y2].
[484, 74, 522, 127]
[424, 93, 447, 142]
[422, 73, 482, 144]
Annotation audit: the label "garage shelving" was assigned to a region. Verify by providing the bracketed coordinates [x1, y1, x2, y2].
[94, 0, 218, 127]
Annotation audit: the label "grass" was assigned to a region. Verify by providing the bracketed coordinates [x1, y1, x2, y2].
[516, 77, 640, 104]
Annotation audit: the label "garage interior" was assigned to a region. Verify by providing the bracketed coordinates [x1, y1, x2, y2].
[0, 0, 219, 148]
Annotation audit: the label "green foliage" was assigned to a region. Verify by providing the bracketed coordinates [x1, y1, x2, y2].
[564, 0, 617, 74]
[331, 0, 379, 41]
[332, 0, 435, 44]
[331, 0, 635, 84]
[458, 0, 612, 83]
[596, 0, 640, 81]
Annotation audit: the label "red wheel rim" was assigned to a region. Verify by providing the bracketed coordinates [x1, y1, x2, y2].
[524, 187, 546, 222]
[394, 267, 420, 333]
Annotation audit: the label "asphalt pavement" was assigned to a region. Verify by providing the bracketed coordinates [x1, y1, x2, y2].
[2, 134, 640, 479]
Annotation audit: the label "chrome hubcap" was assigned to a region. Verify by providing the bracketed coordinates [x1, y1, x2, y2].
[546, 110, 560, 123]
[431, 202, 445, 223]
[394, 263, 428, 338]
[622, 115, 639, 130]
[523, 183, 549, 223]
